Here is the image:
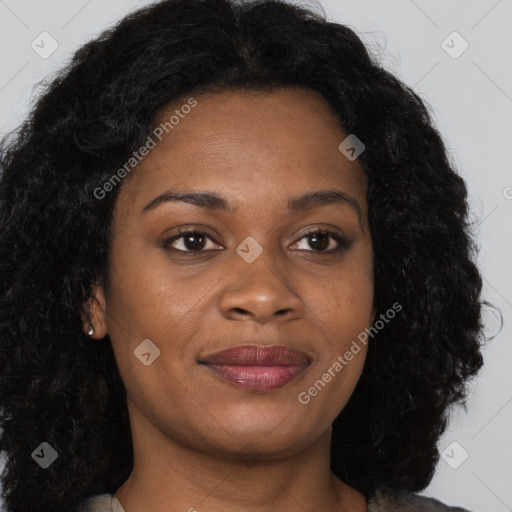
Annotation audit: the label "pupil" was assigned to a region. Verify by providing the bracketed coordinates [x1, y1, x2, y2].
[185, 233, 205, 250]
[310, 233, 328, 251]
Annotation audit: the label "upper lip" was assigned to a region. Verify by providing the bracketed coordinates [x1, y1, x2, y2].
[199, 344, 311, 366]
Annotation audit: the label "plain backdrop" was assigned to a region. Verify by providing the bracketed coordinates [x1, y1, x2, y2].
[0, 1, 511, 511]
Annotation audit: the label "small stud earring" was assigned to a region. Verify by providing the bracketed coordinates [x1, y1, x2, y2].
[87, 325, 94, 337]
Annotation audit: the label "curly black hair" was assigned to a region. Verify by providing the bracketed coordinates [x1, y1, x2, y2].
[0, 0, 492, 510]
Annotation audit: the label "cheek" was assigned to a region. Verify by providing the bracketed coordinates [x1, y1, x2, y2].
[105, 253, 216, 384]
[299, 261, 373, 408]
[310, 259, 374, 338]
[105, 234, 181, 331]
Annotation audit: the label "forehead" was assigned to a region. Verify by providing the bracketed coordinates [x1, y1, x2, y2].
[116, 87, 368, 215]
[153, 87, 348, 154]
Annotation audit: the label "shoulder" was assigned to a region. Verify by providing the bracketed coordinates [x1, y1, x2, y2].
[367, 487, 473, 512]
[77, 489, 472, 512]
[76, 493, 125, 512]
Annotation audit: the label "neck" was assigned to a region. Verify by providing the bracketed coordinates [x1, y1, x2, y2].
[114, 407, 366, 512]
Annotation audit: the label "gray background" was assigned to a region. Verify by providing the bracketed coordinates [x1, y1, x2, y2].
[0, 0, 511, 511]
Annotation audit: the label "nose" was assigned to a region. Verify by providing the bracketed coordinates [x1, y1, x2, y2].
[218, 248, 305, 324]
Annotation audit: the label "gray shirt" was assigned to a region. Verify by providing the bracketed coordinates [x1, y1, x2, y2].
[78, 488, 473, 511]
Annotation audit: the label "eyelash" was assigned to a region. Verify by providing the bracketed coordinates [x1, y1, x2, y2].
[161, 228, 352, 255]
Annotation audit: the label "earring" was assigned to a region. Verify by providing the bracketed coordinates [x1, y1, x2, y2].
[87, 325, 94, 337]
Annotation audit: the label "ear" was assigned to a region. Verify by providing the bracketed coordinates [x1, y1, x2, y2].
[81, 283, 108, 339]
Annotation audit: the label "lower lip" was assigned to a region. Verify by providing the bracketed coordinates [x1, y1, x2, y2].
[201, 364, 310, 391]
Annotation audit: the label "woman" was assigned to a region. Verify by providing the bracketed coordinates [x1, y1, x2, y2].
[0, 0, 490, 511]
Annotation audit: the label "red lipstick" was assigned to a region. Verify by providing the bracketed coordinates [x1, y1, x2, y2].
[199, 344, 311, 392]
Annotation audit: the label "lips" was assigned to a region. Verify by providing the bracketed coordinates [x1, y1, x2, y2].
[199, 344, 311, 392]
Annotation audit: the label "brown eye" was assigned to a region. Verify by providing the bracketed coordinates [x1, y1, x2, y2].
[162, 230, 220, 253]
[292, 229, 353, 253]
[307, 231, 330, 251]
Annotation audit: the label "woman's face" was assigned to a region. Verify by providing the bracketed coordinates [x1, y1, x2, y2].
[88, 87, 375, 458]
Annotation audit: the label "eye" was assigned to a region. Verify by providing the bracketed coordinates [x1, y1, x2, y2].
[162, 227, 352, 255]
[162, 229, 222, 253]
[291, 228, 352, 253]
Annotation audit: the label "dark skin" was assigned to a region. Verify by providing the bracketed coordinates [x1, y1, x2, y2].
[84, 87, 375, 512]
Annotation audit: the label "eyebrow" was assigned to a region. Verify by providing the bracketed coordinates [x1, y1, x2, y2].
[140, 189, 363, 226]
